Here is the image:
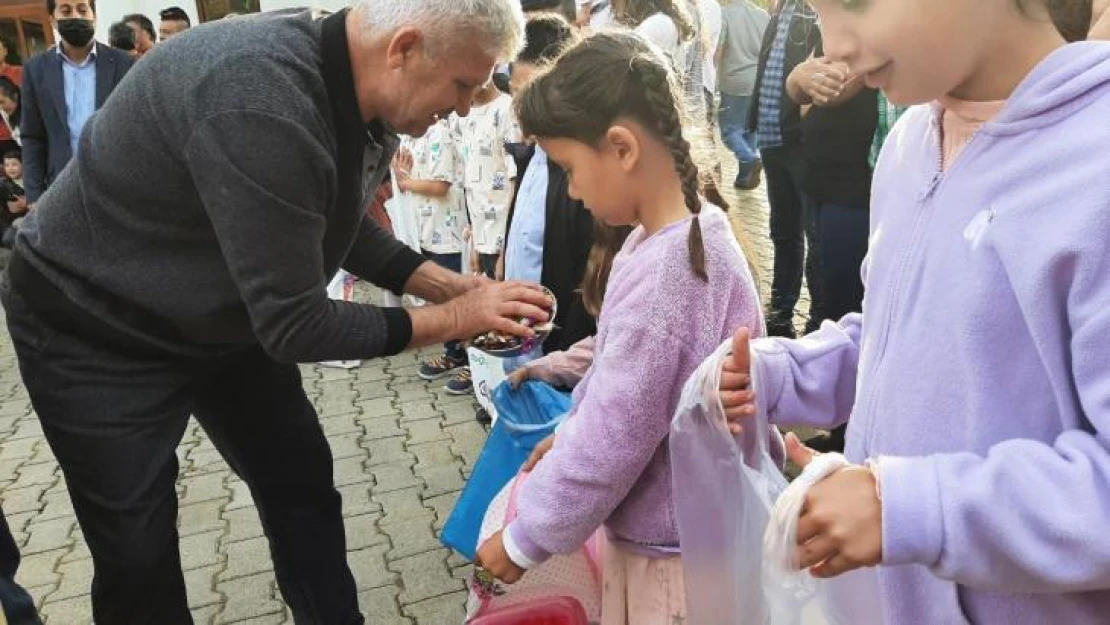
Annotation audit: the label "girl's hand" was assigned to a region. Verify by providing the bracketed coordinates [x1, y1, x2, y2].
[507, 366, 531, 390]
[788, 433, 883, 578]
[720, 328, 756, 434]
[475, 530, 526, 584]
[522, 434, 555, 471]
[470, 250, 480, 275]
[795, 57, 848, 105]
[392, 148, 414, 191]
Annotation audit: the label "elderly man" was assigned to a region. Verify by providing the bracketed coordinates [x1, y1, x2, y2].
[1, 0, 538, 622]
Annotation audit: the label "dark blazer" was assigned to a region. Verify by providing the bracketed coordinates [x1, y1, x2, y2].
[504, 144, 597, 356]
[20, 42, 134, 202]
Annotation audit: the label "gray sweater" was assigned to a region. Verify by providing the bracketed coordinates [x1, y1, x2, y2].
[11, 9, 423, 362]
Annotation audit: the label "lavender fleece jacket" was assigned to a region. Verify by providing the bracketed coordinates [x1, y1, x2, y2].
[505, 205, 763, 563]
[751, 43, 1110, 623]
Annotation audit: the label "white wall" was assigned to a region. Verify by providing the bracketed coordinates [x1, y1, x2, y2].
[94, 0, 351, 43]
[94, 0, 200, 43]
[259, 0, 350, 13]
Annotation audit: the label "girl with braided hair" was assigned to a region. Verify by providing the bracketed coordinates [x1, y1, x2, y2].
[475, 31, 764, 624]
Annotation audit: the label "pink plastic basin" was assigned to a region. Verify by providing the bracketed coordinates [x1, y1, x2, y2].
[469, 596, 590, 625]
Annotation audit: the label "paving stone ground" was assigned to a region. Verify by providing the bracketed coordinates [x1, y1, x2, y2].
[0, 158, 813, 623]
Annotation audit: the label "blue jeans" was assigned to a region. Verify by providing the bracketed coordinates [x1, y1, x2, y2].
[423, 250, 467, 362]
[719, 94, 760, 175]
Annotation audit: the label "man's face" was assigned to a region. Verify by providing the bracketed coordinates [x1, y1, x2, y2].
[51, 1, 96, 28]
[159, 18, 188, 41]
[374, 28, 497, 136]
[128, 21, 154, 53]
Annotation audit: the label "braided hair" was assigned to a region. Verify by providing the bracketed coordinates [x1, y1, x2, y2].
[516, 31, 709, 281]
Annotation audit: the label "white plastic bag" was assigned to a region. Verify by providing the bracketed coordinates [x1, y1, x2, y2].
[763, 454, 884, 625]
[385, 176, 423, 256]
[468, 347, 507, 425]
[319, 270, 360, 369]
[670, 339, 789, 625]
[465, 473, 602, 622]
[385, 173, 427, 309]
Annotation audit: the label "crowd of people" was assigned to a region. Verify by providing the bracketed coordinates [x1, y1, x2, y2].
[0, 0, 1106, 623]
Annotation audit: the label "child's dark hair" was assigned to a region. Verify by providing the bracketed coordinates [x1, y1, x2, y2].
[516, 31, 709, 281]
[109, 22, 137, 51]
[611, 0, 695, 41]
[518, 14, 577, 66]
[0, 77, 19, 129]
[581, 222, 634, 317]
[4, 150, 20, 162]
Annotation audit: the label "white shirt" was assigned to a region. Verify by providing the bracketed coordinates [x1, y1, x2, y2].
[457, 94, 520, 255]
[405, 119, 466, 254]
[698, 0, 723, 93]
[578, 0, 613, 30]
[636, 13, 687, 73]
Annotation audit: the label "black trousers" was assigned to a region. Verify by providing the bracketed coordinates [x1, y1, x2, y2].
[2, 284, 362, 625]
[761, 144, 823, 335]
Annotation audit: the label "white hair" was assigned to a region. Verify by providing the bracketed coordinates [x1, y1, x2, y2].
[358, 0, 526, 62]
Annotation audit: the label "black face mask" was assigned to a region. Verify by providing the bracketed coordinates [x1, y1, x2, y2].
[57, 18, 95, 48]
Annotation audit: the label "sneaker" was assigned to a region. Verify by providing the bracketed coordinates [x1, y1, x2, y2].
[475, 407, 493, 426]
[418, 355, 466, 381]
[445, 367, 474, 395]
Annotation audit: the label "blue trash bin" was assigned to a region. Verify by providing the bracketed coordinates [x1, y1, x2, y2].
[440, 380, 572, 559]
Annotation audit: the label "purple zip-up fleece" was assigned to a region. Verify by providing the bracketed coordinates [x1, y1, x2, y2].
[751, 42, 1110, 623]
[504, 205, 764, 564]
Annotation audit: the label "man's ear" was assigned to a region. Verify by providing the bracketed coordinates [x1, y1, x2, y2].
[385, 27, 422, 70]
[604, 125, 641, 173]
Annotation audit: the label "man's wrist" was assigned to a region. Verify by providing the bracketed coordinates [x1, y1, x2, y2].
[408, 302, 463, 349]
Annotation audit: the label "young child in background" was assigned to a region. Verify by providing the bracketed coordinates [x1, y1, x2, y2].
[501, 14, 598, 372]
[722, 0, 1110, 622]
[475, 32, 764, 624]
[457, 81, 520, 279]
[398, 120, 473, 396]
[506, 222, 634, 392]
[1, 150, 25, 248]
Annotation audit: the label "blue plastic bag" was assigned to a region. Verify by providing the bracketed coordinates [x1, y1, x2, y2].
[441, 380, 572, 559]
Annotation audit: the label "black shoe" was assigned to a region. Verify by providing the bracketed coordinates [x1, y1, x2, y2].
[734, 160, 763, 190]
[766, 318, 796, 339]
[805, 425, 846, 453]
[475, 407, 492, 426]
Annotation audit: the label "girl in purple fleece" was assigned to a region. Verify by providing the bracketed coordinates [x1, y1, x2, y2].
[721, 0, 1110, 622]
[474, 32, 763, 623]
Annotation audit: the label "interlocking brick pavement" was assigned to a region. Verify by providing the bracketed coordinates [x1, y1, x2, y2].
[0, 158, 814, 622]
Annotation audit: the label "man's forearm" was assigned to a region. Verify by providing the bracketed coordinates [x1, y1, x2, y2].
[407, 302, 465, 348]
[403, 260, 475, 304]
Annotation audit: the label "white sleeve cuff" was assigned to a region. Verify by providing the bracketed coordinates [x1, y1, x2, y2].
[502, 523, 539, 570]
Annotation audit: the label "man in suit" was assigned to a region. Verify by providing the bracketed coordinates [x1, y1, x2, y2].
[20, 0, 133, 205]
